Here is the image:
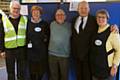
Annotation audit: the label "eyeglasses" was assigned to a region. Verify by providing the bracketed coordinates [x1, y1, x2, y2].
[12, 7, 20, 10]
[96, 16, 107, 19]
[56, 14, 65, 16]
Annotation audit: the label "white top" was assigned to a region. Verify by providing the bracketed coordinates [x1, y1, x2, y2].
[74, 16, 88, 33]
[98, 24, 120, 67]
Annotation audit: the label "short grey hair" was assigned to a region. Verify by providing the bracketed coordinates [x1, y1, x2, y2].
[10, 0, 21, 9]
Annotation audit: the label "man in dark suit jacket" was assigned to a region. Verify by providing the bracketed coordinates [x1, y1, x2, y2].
[71, 1, 119, 80]
[71, 1, 98, 80]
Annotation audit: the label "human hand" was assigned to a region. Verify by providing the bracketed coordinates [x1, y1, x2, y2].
[110, 24, 119, 33]
[110, 65, 118, 77]
[0, 52, 5, 58]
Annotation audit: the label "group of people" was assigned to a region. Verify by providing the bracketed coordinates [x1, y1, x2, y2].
[0, 0, 120, 80]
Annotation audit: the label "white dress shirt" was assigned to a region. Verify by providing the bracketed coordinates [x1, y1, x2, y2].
[75, 16, 88, 33]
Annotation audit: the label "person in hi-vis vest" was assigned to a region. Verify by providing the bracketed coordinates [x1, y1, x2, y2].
[0, 1, 28, 80]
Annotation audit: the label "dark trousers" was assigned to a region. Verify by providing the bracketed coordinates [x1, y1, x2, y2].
[92, 76, 114, 80]
[75, 58, 92, 80]
[49, 55, 69, 80]
[5, 47, 26, 80]
[28, 61, 47, 80]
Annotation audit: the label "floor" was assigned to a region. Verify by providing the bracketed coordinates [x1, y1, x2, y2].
[0, 57, 7, 80]
[0, 56, 119, 80]
[0, 57, 76, 80]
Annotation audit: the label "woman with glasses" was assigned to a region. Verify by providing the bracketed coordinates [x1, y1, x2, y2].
[90, 9, 120, 80]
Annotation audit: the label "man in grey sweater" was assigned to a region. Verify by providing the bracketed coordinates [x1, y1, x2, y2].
[48, 9, 71, 80]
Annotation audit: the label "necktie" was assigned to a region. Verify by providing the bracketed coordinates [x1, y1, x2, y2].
[79, 17, 84, 31]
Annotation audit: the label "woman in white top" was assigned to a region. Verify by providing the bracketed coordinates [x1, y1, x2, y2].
[90, 9, 120, 80]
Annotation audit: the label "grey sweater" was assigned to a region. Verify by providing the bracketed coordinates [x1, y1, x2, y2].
[48, 21, 71, 57]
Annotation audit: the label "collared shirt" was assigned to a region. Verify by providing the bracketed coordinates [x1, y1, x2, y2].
[75, 16, 88, 33]
[31, 17, 42, 23]
[98, 24, 110, 33]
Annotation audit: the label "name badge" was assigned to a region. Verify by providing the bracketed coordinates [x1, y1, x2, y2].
[27, 43, 32, 48]
[95, 39, 102, 46]
[34, 27, 41, 32]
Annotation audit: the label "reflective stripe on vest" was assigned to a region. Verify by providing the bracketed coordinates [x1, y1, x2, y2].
[2, 16, 27, 48]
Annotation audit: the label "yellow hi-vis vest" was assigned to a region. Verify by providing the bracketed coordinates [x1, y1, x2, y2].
[2, 15, 28, 48]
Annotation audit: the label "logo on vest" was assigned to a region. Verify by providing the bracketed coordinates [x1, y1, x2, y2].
[34, 27, 41, 32]
[95, 39, 102, 46]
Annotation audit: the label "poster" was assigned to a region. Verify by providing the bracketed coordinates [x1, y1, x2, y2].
[20, 5, 28, 15]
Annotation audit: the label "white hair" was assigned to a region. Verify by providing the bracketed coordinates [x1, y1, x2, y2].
[10, 0, 21, 9]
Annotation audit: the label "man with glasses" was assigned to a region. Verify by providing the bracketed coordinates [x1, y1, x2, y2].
[48, 9, 71, 80]
[0, 1, 28, 80]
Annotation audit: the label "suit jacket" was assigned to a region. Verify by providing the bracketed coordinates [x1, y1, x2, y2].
[71, 14, 98, 61]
